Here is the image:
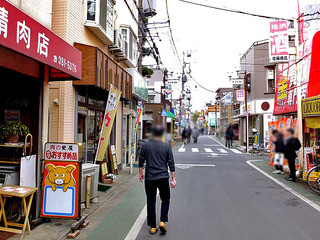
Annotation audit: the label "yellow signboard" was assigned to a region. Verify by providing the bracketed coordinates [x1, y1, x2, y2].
[95, 85, 122, 162]
[302, 96, 320, 117]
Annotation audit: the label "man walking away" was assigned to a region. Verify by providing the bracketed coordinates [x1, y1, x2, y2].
[139, 125, 176, 235]
[182, 128, 187, 146]
[229, 127, 234, 147]
[284, 128, 301, 182]
[192, 126, 199, 143]
[225, 127, 231, 148]
[271, 130, 285, 174]
[186, 126, 192, 143]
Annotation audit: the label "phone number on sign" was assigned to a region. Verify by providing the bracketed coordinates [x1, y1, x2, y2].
[53, 55, 77, 73]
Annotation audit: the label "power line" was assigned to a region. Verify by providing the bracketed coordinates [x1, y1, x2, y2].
[188, 73, 216, 93]
[179, 0, 292, 21]
[165, 0, 183, 69]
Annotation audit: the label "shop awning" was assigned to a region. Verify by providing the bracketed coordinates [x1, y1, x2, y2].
[0, 0, 82, 81]
[305, 116, 320, 128]
[166, 111, 176, 119]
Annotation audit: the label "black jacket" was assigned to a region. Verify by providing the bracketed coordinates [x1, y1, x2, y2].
[139, 139, 175, 180]
[274, 133, 285, 153]
[284, 137, 301, 160]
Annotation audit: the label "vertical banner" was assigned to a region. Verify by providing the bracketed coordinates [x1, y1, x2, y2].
[131, 101, 143, 162]
[268, 121, 279, 166]
[95, 85, 122, 162]
[269, 20, 289, 63]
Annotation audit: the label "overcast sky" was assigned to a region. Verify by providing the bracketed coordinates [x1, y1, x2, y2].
[143, 0, 298, 111]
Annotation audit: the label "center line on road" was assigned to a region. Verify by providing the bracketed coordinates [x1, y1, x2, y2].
[218, 148, 227, 153]
[176, 164, 215, 167]
[192, 148, 199, 152]
[230, 149, 242, 154]
[204, 148, 213, 152]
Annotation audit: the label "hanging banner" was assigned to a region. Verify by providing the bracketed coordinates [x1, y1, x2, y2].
[269, 20, 289, 63]
[131, 101, 143, 161]
[95, 85, 122, 162]
[273, 56, 297, 115]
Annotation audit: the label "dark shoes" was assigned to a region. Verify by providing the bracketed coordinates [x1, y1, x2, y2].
[285, 177, 296, 182]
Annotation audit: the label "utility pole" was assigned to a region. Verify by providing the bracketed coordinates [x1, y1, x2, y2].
[244, 71, 249, 154]
[215, 101, 218, 136]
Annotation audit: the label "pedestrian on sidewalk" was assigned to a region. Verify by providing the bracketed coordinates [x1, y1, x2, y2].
[271, 130, 285, 174]
[225, 126, 232, 148]
[139, 125, 176, 235]
[284, 128, 301, 182]
[192, 126, 199, 143]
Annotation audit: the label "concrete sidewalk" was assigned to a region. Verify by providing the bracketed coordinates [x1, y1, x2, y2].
[9, 167, 139, 240]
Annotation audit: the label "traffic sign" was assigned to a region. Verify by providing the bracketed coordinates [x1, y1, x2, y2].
[161, 109, 167, 116]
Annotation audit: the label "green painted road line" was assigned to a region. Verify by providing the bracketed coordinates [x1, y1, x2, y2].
[87, 183, 146, 240]
[250, 160, 320, 207]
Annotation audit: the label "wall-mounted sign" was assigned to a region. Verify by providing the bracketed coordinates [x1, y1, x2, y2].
[261, 102, 270, 111]
[225, 94, 232, 105]
[302, 95, 320, 117]
[0, 0, 82, 80]
[129, 69, 148, 101]
[41, 160, 80, 219]
[269, 20, 289, 63]
[236, 89, 245, 102]
[231, 79, 244, 85]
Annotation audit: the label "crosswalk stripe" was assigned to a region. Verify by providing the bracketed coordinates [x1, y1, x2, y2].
[218, 148, 227, 154]
[204, 148, 213, 153]
[192, 148, 199, 152]
[178, 147, 186, 152]
[230, 149, 242, 154]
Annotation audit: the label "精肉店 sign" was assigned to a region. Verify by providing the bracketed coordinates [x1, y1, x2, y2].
[302, 96, 320, 117]
[0, 0, 81, 80]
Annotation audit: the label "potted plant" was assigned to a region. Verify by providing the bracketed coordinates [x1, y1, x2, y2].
[105, 174, 117, 184]
[0, 121, 30, 143]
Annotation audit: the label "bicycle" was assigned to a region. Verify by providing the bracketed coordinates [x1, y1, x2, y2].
[307, 157, 320, 194]
[252, 142, 269, 156]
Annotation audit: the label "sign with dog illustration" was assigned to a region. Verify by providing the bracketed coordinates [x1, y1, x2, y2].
[41, 160, 80, 218]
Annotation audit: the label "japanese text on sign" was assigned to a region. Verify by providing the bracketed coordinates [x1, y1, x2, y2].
[269, 20, 289, 63]
[45, 143, 79, 161]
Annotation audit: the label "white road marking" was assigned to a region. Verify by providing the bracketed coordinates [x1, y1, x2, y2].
[175, 163, 215, 167]
[125, 191, 160, 240]
[247, 160, 320, 213]
[230, 149, 242, 154]
[192, 148, 199, 152]
[204, 148, 213, 153]
[178, 147, 185, 152]
[207, 136, 228, 149]
[204, 144, 221, 147]
[218, 148, 228, 153]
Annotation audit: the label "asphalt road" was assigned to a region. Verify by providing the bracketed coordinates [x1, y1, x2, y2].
[135, 136, 320, 240]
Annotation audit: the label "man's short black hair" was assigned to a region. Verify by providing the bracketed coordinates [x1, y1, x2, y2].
[286, 128, 295, 135]
[272, 129, 279, 135]
[152, 125, 165, 137]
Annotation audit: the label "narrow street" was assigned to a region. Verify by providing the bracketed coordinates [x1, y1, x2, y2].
[84, 136, 320, 240]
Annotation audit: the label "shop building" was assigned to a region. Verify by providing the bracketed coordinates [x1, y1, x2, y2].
[0, 0, 82, 216]
[238, 40, 276, 146]
[50, 0, 140, 168]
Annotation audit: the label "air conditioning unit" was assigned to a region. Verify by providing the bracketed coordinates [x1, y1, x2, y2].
[81, 163, 100, 203]
[109, 30, 123, 52]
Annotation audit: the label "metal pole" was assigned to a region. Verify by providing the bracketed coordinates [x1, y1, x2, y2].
[215, 103, 217, 136]
[244, 71, 249, 154]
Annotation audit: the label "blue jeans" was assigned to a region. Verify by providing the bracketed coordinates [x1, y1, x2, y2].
[145, 178, 170, 228]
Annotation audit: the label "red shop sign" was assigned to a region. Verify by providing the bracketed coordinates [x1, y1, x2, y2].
[0, 0, 81, 80]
